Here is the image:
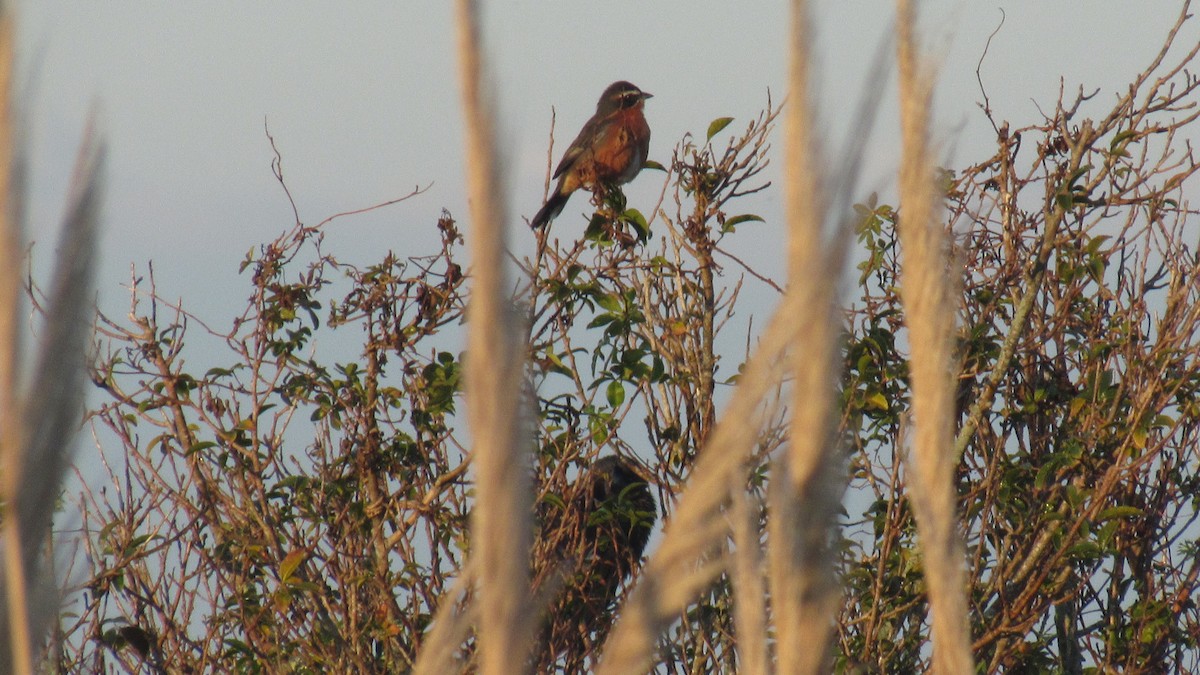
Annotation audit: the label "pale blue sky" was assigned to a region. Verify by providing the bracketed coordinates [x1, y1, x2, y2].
[17, 2, 1195, 321]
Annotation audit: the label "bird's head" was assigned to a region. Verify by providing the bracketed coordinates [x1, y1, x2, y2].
[596, 81, 653, 115]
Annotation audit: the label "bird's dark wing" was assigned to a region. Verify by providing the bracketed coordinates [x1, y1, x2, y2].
[552, 109, 615, 180]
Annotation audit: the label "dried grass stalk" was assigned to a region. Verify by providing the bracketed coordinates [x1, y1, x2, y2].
[766, 1, 848, 672]
[597, 289, 799, 673]
[729, 487, 768, 675]
[894, 0, 974, 671]
[449, 1, 533, 673]
[0, 7, 104, 668]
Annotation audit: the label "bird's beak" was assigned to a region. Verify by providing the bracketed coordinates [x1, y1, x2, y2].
[641, 92, 654, 100]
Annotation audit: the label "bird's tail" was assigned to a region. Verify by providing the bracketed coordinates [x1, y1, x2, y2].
[530, 189, 571, 229]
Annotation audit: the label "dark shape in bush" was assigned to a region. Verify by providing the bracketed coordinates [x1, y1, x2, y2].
[533, 454, 657, 672]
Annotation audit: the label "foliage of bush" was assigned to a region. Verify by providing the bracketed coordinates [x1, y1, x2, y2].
[58, 13, 1200, 675]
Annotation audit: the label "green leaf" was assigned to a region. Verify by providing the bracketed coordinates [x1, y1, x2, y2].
[280, 549, 306, 583]
[540, 492, 567, 511]
[865, 392, 889, 411]
[288, 580, 322, 594]
[606, 380, 626, 407]
[623, 208, 650, 241]
[597, 293, 623, 313]
[123, 534, 154, 557]
[1034, 462, 1056, 489]
[643, 159, 667, 172]
[187, 441, 218, 456]
[722, 213, 764, 232]
[1096, 506, 1143, 522]
[650, 355, 666, 382]
[587, 314, 616, 329]
[1068, 164, 1093, 187]
[545, 350, 573, 377]
[1070, 393, 1089, 415]
[1066, 540, 1103, 561]
[707, 117, 734, 141]
[224, 638, 254, 656]
[1085, 235, 1110, 255]
[1109, 128, 1138, 152]
[1131, 428, 1148, 449]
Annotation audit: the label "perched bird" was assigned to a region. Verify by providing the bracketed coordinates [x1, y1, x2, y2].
[569, 455, 656, 582]
[532, 454, 657, 672]
[530, 81, 653, 229]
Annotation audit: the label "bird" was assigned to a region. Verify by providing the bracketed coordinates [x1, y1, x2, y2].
[570, 455, 656, 579]
[532, 454, 657, 671]
[530, 81, 653, 230]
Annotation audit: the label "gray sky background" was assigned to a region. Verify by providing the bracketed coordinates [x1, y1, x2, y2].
[17, 2, 1196, 322]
